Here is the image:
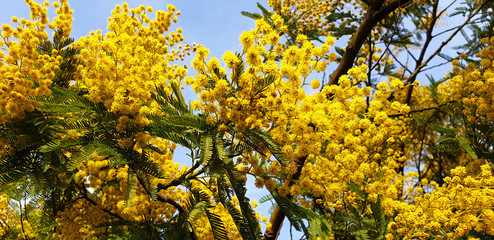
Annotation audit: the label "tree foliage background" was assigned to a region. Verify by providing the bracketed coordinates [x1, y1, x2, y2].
[0, 0, 494, 239]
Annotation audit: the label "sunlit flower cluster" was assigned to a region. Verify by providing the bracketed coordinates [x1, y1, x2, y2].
[0, 193, 41, 239]
[382, 31, 494, 239]
[387, 163, 494, 239]
[446, 36, 494, 124]
[48, 0, 73, 37]
[0, 0, 67, 124]
[55, 137, 189, 238]
[0, 194, 19, 237]
[74, 3, 189, 121]
[187, 16, 414, 222]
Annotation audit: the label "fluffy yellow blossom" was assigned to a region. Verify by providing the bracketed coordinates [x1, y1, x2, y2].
[0, 1, 67, 124]
[74, 3, 189, 118]
[311, 79, 320, 89]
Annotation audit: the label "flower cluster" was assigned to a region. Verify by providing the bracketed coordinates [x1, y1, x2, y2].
[48, 0, 73, 37]
[447, 36, 494, 124]
[187, 16, 414, 223]
[74, 3, 189, 122]
[387, 163, 494, 239]
[267, 0, 353, 36]
[0, 193, 40, 239]
[54, 137, 188, 239]
[381, 30, 494, 239]
[0, 0, 67, 124]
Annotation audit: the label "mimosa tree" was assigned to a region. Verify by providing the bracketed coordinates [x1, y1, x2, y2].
[0, 0, 494, 239]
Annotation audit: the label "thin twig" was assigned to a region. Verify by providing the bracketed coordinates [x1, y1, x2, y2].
[404, 1, 488, 104]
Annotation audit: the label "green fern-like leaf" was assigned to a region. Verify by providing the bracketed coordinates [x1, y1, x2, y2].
[169, 82, 189, 114]
[206, 209, 230, 240]
[215, 137, 231, 164]
[127, 150, 165, 179]
[349, 229, 371, 240]
[225, 140, 254, 158]
[200, 135, 214, 166]
[217, 181, 252, 239]
[39, 135, 90, 153]
[271, 191, 315, 234]
[241, 11, 262, 20]
[146, 125, 195, 149]
[188, 201, 208, 223]
[308, 216, 333, 240]
[369, 196, 388, 239]
[147, 114, 206, 133]
[244, 128, 286, 164]
[458, 135, 478, 160]
[254, 74, 278, 96]
[125, 171, 138, 208]
[67, 144, 97, 171]
[225, 168, 262, 240]
[347, 182, 367, 200]
[152, 83, 190, 116]
[258, 194, 273, 204]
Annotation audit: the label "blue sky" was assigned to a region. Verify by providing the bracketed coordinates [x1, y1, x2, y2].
[1, 0, 301, 238]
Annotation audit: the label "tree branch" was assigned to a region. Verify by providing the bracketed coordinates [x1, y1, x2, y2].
[266, 2, 414, 238]
[157, 161, 201, 191]
[263, 156, 307, 240]
[388, 100, 455, 118]
[327, 0, 412, 86]
[401, 0, 440, 104]
[80, 194, 124, 220]
[134, 173, 187, 214]
[75, 182, 125, 220]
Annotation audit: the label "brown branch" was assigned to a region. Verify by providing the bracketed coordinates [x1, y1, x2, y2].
[401, 0, 440, 104]
[414, 107, 443, 188]
[157, 161, 201, 191]
[327, 0, 412, 86]
[19, 199, 28, 240]
[263, 156, 307, 240]
[134, 172, 201, 240]
[133, 173, 186, 214]
[366, 35, 374, 111]
[266, 2, 414, 238]
[134, 173, 198, 240]
[74, 182, 124, 220]
[156, 193, 186, 214]
[80, 194, 124, 220]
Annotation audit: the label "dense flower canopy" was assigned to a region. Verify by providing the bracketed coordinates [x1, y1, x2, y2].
[0, 0, 494, 240]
